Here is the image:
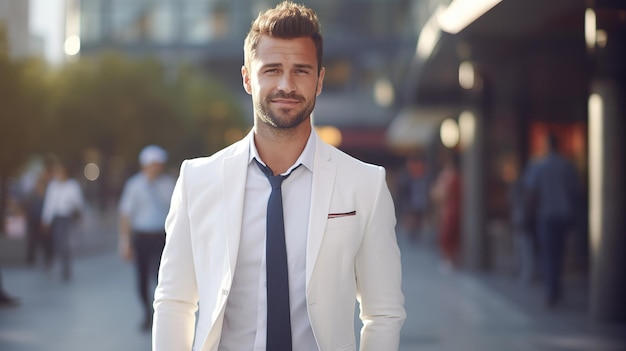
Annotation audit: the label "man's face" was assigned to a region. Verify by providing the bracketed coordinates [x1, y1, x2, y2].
[54, 165, 69, 180]
[242, 36, 325, 130]
[143, 162, 164, 179]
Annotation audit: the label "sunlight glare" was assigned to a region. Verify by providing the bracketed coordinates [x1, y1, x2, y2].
[64, 35, 81, 56]
[440, 118, 460, 148]
[84, 162, 100, 181]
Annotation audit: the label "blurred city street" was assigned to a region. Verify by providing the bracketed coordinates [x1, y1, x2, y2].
[2, 1, 626, 349]
[0, 206, 151, 351]
[397, 231, 626, 351]
[1, 207, 625, 351]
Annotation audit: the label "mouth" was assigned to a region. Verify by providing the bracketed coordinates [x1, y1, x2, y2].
[269, 92, 304, 106]
[271, 98, 301, 107]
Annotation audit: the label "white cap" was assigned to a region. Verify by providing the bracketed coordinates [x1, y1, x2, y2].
[139, 145, 168, 166]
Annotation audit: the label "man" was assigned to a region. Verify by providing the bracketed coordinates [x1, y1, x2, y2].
[119, 145, 176, 331]
[524, 133, 582, 308]
[153, 2, 406, 350]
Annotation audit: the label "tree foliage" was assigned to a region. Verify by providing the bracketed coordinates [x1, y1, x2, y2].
[0, 40, 44, 178]
[1, 43, 248, 233]
[44, 52, 248, 165]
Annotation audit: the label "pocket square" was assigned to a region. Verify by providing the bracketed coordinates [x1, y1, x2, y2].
[328, 211, 356, 219]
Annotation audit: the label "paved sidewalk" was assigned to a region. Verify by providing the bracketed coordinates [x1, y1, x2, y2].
[1, 209, 625, 350]
[0, 251, 151, 351]
[397, 233, 626, 351]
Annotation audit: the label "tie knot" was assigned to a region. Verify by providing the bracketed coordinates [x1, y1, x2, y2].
[254, 159, 300, 188]
[268, 175, 286, 189]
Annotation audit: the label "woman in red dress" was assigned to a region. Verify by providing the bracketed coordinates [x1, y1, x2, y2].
[431, 152, 462, 271]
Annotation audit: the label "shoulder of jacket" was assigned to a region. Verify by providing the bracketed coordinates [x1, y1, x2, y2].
[181, 138, 246, 170]
[320, 141, 384, 178]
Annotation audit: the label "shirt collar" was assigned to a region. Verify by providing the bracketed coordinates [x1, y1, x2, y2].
[248, 129, 316, 174]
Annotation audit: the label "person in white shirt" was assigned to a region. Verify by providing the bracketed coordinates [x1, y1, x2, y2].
[118, 145, 176, 332]
[152, 2, 406, 350]
[41, 159, 84, 282]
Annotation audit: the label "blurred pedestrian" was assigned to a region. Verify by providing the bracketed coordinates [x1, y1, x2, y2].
[23, 171, 53, 268]
[152, 3, 405, 350]
[395, 154, 430, 243]
[118, 145, 175, 332]
[523, 133, 582, 308]
[504, 158, 537, 284]
[40, 159, 85, 282]
[431, 151, 462, 273]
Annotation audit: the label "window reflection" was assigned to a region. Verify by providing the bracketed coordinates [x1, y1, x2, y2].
[181, 1, 211, 43]
[110, 0, 175, 43]
[80, 0, 101, 43]
[76, 0, 410, 102]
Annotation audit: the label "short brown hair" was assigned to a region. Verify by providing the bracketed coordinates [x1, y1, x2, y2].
[244, 1, 323, 75]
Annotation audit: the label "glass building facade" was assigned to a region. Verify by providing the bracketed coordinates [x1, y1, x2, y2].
[79, 0, 413, 45]
[76, 0, 416, 123]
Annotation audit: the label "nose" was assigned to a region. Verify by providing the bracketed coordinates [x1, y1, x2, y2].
[277, 72, 296, 94]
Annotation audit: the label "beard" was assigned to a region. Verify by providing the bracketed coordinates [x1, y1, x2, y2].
[254, 89, 317, 130]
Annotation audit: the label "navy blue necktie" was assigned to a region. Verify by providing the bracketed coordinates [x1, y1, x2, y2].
[255, 160, 300, 351]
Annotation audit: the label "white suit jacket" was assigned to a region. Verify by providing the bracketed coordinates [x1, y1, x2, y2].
[153, 130, 406, 351]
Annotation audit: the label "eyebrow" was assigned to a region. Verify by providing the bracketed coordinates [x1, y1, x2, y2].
[293, 63, 315, 70]
[261, 63, 282, 70]
[260, 63, 315, 70]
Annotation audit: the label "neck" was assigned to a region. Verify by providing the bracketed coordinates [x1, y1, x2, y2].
[254, 123, 311, 175]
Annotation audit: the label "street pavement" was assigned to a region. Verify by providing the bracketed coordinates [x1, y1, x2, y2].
[1, 207, 625, 351]
[397, 232, 626, 351]
[0, 206, 150, 351]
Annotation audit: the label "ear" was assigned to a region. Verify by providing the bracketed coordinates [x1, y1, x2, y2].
[315, 67, 325, 97]
[242, 65, 252, 95]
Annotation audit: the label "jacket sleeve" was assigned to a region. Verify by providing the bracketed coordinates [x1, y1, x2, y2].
[153, 160, 198, 351]
[356, 167, 406, 350]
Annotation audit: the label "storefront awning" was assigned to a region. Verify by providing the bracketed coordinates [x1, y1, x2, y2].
[386, 107, 458, 150]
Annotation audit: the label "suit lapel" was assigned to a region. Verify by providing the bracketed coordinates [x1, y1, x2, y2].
[306, 137, 337, 288]
[221, 131, 337, 292]
[222, 132, 252, 280]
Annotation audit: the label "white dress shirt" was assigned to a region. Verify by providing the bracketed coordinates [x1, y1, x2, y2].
[41, 178, 84, 225]
[218, 131, 318, 351]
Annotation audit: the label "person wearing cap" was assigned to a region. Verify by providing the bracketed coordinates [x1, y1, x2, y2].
[118, 144, 176, 331]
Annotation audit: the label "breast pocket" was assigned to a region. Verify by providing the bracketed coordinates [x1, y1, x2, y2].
[324, 215, 359, 230]
[323, 215, 361, 253]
